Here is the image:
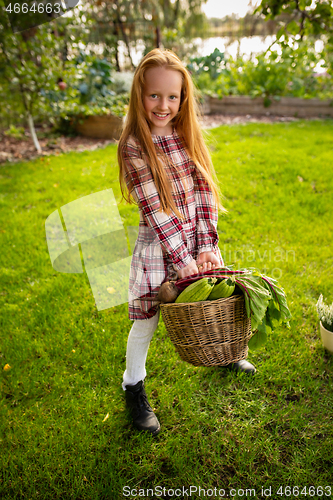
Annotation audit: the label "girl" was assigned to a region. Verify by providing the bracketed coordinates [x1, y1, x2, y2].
[118, 49, 253, 436]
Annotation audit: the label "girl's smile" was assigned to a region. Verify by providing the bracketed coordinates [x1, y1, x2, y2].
[143, 66, 182, 135]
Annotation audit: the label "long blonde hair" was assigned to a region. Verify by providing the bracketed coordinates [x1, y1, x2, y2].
[118, 48, 224, 219]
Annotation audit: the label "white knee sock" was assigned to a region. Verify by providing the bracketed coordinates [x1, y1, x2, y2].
[122, 311, 160, 390]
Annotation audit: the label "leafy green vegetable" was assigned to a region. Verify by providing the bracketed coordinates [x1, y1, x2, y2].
[248, 325, 267, 350]
[176, 266, 292, 350]
[232, 273, 272, 332]
[233, 269, 292, 350]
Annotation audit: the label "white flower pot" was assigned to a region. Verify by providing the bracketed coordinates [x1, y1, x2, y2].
[320, 321, 333, 353]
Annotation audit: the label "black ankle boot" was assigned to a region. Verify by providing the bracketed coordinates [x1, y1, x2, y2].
[225, 359, 256, 375]
[125, 381, 161, 436]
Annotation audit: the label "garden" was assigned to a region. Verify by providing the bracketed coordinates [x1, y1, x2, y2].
[1, 0, 333, 498]
[1, 0, 333, 151]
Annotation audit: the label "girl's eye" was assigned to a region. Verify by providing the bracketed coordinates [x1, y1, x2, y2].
[151, 94, 158, 98]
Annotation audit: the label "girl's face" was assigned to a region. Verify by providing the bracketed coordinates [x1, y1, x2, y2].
[143, 66, 182, 136]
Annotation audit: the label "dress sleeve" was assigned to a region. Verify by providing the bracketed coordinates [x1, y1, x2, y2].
[122, 139, 193, 270]
[193, 168, 220, 255]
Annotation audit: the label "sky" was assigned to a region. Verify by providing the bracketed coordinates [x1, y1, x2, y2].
[202, 0, 261, 18]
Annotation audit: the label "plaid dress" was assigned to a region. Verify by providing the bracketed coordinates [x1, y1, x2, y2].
[122, 129, 222, 320]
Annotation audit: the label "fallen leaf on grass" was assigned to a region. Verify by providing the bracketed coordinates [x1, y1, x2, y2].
[4, 364, 11, 371]
[107, 287, 116, 294]
[102, 413, 109, 422]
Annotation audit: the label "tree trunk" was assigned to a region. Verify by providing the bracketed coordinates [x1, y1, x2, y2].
[155, 26, 161, 48]
[113, 0, 135, 70]
[27, 113, 42, 153]
[117, 19, 135, 69]
[115, 38, 121, 72]
[173, 0, 180, 25]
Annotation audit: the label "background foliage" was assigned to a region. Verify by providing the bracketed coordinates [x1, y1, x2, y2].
[256, 0, 333, 74]
[190, 42, 333, 103]
[1, 0, 333, 141]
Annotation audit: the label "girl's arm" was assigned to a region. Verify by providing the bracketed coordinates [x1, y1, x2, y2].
[197, 251, 222, 269]
[177, 252, 223, 278]
[122, 139, 193, 272]
[193, 170, 222, 265]
[177, 258, 199, 279]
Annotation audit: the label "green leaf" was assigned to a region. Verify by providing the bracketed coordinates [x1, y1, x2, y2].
[276, 27, 285, 40]
[264, 96, 272, 107]
[287, 20, 300, 35]
[248, 327, 267, 350]
[261, 275, 292, 324]
[234, 274, 271, 332]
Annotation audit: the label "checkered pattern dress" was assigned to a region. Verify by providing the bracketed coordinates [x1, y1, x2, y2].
[122, 129, 222, 320]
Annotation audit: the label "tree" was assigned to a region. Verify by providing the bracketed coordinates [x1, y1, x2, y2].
[84, 0, 209, 70]
[155, 0, 210, 58]
[0, 4, 84, 150]
[83, 0, 163, 70]
[256, 0, 332, 38]
[255, 0, 333, 73]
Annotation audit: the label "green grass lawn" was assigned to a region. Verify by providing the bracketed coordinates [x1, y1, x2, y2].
[1, 120, 333, 500]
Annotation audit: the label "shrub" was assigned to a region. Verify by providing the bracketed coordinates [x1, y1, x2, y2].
[40, 52, 130, 135]
[191, 41, 333, 102]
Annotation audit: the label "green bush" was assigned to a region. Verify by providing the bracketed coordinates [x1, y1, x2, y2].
[190, 42, 333, 102]
[40, 52, 130, 135]
[3, 125, 25, 139]
[0, 80, 26, 131]
[187, 48, 225, 80]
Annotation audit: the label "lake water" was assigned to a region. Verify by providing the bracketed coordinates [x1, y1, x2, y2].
[194, 36, 325, 72]
[195, 35, 277, 59]
[127, 36, 278, 66]
[119, 36, 325, 72]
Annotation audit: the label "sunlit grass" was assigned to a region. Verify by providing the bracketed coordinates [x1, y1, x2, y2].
[1, 120, 333, 499]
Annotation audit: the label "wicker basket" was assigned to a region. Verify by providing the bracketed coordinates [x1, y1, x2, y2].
[160, 295, 252, 367]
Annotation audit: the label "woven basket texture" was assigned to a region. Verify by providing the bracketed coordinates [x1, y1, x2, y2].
[160, 295, 252, 367]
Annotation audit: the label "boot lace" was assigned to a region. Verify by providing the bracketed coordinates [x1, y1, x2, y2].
[137, 389, 152, 413]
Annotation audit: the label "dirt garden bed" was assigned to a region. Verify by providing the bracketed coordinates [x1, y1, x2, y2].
[0, 114, 321, 165]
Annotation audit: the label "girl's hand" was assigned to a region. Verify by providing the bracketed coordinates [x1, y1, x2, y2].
[177, 259, 199, 279]
[196, 251, 223, 273]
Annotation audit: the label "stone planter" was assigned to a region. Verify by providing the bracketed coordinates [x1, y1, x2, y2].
[320, 321, 333, 353]
[75, 114, 123, 140]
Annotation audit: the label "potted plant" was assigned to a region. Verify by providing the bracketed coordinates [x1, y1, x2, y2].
[70, 56, 129, 140]
[42, 53, 130, 140]
[71, 93, 128, 140]
[316, 294, 333, 353]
